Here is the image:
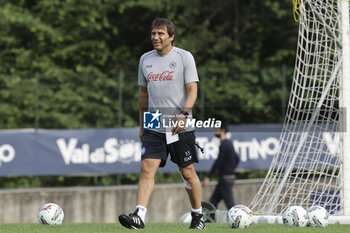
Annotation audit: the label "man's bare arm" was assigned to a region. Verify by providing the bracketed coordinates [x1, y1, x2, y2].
[172, 82, 198, 134]
[139, 86, 149, 141]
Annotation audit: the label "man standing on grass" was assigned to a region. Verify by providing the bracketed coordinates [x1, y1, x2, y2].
[118, 18, 205, 229]
[202, 123, 240, 210]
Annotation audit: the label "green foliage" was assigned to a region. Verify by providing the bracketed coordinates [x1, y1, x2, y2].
[0, 0, 299, 186]
[0, 0, 298, 129]
[0, 171, 267, 188]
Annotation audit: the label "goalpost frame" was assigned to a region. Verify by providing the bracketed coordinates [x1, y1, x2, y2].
[249, 0, 350, 220]
[340, 0, 350, 216]
[268, 0, 349, 215]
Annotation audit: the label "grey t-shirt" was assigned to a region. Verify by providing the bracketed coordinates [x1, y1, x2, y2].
[138, 46, 199, 132]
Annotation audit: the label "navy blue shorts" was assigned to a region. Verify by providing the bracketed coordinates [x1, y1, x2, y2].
[141, 129, 199, 168]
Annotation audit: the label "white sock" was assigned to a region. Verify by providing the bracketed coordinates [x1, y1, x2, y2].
[135, 205, 147, 222]
[191, 207, 202, 214]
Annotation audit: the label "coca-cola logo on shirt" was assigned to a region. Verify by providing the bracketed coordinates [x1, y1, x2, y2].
[147, 71, 174, 82]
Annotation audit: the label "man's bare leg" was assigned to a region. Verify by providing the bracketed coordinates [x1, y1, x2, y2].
[137, 158, 162, 207]
[178, 163, 202, 209]
[179, 163, 205, 229]
[118, 158, 161, 229]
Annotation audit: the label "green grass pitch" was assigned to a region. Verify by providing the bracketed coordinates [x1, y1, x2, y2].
[0, 223, 349, 233]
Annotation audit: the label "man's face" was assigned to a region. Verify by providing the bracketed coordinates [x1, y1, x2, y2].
[214, 128, 221, 138]
[151, 26, 174, 53]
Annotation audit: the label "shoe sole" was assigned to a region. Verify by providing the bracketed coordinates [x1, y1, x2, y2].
[118, 215, 132, 229]
[189, 227, 206, 229]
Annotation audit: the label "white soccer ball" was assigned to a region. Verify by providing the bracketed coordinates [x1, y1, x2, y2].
[282, 206, 307, 227]
[38, 203, 64, 225]
[180, 212, 192, 223]
[306, 206, 329, 227]
[226, 205, 253, 228]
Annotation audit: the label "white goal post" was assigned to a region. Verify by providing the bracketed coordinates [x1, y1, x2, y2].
[249, 0, 350, 220]
[341, 0, 350, 217]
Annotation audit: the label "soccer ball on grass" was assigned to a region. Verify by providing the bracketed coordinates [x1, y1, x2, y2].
[179, 212, 192, 223]
[38, 203, 64, 225]
[227, 205, 253, 228]
[306, 206, 329, 227]
[282, 206, 307, 227]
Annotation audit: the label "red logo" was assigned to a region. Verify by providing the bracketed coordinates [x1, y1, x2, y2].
[147, 71, 174, 82]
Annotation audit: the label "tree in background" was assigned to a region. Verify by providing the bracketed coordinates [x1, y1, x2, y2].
[0, 0, 297, 129]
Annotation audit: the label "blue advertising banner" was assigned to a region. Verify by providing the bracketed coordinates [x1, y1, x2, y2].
[0, 125, 339, 177]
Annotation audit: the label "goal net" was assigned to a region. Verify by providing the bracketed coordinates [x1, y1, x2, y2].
[250, 0, 350, 216]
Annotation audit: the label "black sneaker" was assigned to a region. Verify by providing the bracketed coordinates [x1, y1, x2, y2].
[118, 210, 145, 229]
[189, 212, 206, 229]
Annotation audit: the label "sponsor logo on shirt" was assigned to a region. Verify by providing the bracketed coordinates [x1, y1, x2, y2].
[147, 71, 174, 82]
[169, 62, 176, 69]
